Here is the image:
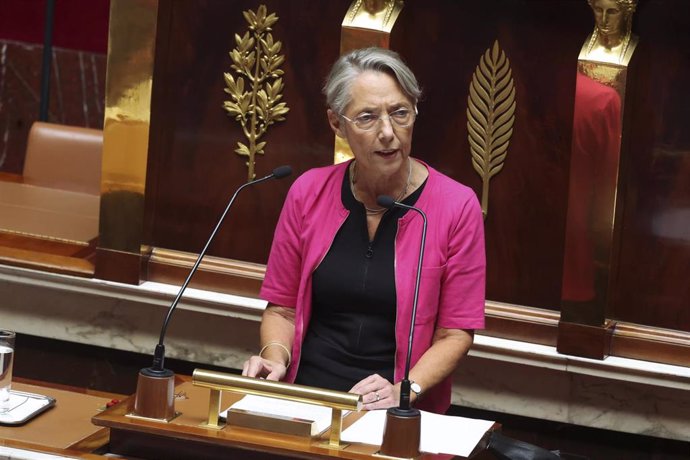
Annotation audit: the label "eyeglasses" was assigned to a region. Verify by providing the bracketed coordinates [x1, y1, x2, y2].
[340, 107, 417, 131]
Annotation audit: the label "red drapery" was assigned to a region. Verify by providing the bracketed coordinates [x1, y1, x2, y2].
[0, 0, 109, 53]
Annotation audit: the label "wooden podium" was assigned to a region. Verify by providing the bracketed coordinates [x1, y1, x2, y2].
[92, 377, 494, 460]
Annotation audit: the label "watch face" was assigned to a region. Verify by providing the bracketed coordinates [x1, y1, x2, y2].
[410, 382, 421, 395]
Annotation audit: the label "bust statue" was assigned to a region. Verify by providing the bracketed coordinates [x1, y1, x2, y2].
[581, 0, 638, 65]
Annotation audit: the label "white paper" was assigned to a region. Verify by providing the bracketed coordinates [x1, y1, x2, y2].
[419, 411, 495, 456]
[341, 409, 495, 457]
[221, 394, 337, 435]
[340, 409, 388, 445]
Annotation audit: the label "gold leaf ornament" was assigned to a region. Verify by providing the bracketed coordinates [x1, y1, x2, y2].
[467, 40, 516, 219]
[223, 4, 289, 180]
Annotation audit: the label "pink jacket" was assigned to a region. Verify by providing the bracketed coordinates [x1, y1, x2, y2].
[261, 160, 485, 413]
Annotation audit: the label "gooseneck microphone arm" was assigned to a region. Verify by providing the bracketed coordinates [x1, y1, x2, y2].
[377, 194, 427, 411]
[149, 165, 292, 373]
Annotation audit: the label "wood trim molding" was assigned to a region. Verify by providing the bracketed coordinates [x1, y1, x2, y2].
[145, 248, 265, 299]
[611, 323, 690, 367]
[0, 232, 95, 277]
[0, 246, 94, 278]
[484, 301, 560, 347]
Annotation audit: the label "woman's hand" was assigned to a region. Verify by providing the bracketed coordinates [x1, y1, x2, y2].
[242, 355, 287, 381]
[350, 374, 399, 410]
[243, 305, 295, 381]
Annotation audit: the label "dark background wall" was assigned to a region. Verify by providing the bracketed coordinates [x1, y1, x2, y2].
[0, 0, 109, 52]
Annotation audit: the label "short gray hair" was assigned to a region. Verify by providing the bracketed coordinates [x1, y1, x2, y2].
[323, 47, 422, 114]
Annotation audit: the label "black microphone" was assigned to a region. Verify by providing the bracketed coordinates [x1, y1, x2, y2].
[377, 194, 426, 458]
[377, 194, 427, 411]
[133, 165, 292, 420]
[151, 164, 293, 372]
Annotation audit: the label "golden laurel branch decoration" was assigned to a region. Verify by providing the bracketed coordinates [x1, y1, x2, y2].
[467, 40, 516, 219]
[223, 5, 289, 181]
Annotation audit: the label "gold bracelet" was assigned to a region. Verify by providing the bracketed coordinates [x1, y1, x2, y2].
[259, 341, 291, 367]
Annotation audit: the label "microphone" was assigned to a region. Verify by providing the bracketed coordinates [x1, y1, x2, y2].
[376, 194, 426, 458]
[132, 165, 292, 420]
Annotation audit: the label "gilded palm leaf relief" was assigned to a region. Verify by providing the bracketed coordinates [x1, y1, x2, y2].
[467, 40, 516, 219]
[223, 5, 289, 181]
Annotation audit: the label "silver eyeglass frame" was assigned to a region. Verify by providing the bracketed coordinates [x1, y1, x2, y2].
[339, 106, 418, 131]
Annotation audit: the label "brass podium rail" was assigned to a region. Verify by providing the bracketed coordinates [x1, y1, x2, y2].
[192, 369, 362, 448]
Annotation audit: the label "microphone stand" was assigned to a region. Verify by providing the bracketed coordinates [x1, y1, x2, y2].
[132, 166, 292, 420]
[377, 195, 426, 459]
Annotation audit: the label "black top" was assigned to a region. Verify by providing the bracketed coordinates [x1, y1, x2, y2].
[294, 165, 425, 391]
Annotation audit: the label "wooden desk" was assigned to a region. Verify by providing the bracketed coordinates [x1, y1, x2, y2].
[93, 379, 494, 460]
[0, 380, 118, 459]
[0, 181, 99, 243]
[0, 180, 98, 276]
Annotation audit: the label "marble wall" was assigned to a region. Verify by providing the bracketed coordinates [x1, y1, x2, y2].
[0, 40, 106, 174]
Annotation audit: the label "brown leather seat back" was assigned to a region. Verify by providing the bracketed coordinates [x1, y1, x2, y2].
[23, 122, 103, 195]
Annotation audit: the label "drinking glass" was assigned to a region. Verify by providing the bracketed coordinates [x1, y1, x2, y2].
[0, 330, 16, 413]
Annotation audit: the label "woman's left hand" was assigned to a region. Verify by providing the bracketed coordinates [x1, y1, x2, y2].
[349, 374, 399, 410]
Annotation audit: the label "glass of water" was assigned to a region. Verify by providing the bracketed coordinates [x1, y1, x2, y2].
[0, 330, 15, 413]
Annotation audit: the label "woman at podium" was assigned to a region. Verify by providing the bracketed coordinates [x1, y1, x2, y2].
[243, 47, 485, 414]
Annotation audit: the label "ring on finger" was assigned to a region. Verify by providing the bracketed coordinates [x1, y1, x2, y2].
[375, 391, 380, 402]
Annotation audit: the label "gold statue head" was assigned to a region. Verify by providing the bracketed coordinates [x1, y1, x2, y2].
[587, 0, 637, 47]
[363, 0, 387, 14]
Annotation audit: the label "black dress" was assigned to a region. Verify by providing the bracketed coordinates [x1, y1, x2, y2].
[294, 168, 425, 391]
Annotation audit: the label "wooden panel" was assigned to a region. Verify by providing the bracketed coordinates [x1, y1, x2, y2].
[0, 231, 92, 258]
[557, 320, 615, 360]
[389, 1, 590, 310]
[145, 0, 349, 265]
[0, 232, 95, 277]
[611, 1, 690, 332]
[95, 247, 145, 285]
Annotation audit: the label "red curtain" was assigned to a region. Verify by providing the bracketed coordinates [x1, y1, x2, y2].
[0, 0, 110, 53]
